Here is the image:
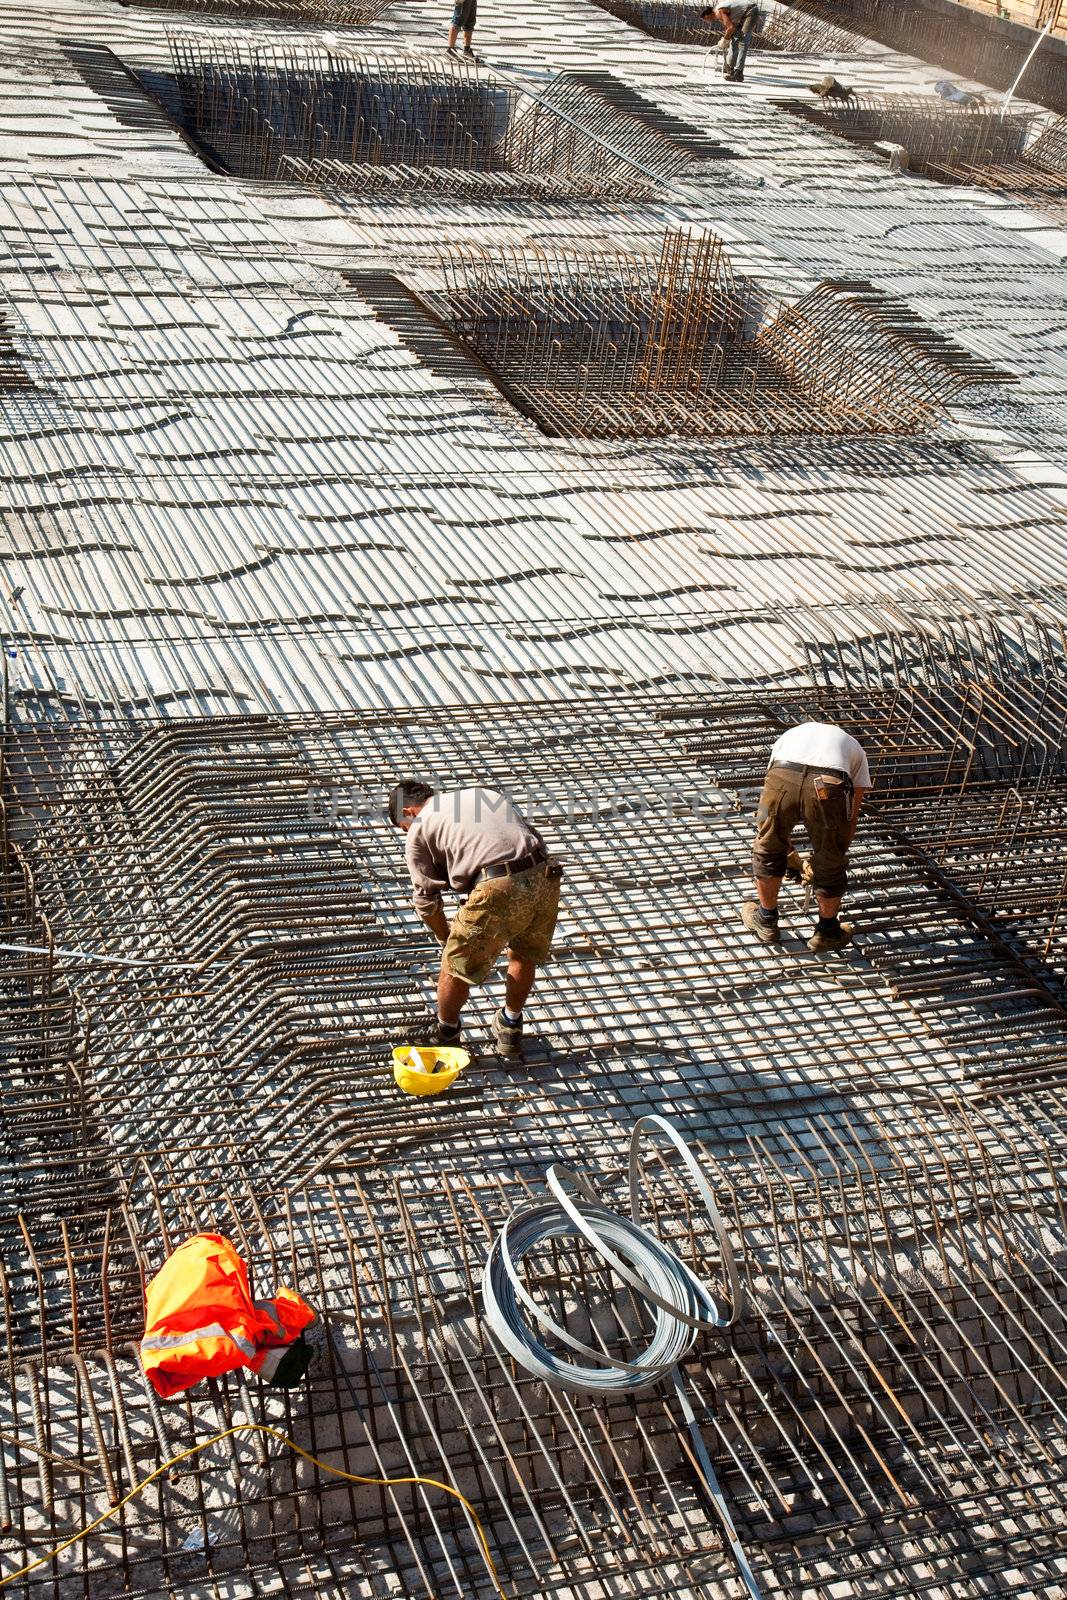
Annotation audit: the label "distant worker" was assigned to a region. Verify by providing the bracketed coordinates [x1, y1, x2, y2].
[390, 781, 562, 1056]
[933, 78, 985, 106]
[741, 721, 871, 951]
[810, 73, 853, 101]
[703, 0, 760, 83]
[446, 0, 477, 58]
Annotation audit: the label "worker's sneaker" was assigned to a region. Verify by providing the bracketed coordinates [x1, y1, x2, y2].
[741, 901, 780, 944]
[463, 44, 476, 55]
[410, 1016, 463, 1046]
[491, 1007, 523, 1057]
[807, 920, 854, 953]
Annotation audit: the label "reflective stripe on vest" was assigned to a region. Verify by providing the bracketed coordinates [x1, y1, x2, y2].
[253, 1299, 286, 1341]
[141, 1322, 258, 1361]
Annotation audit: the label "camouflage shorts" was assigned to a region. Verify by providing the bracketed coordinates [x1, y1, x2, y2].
[444, 860, 561, 986]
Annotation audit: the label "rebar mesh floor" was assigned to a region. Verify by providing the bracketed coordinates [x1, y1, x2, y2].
[0, 678, 1066, 1595]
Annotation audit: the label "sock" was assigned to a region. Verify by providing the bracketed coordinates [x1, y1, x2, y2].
[437, 1014, 461, 1036]
[757, 905, 779, 925]
[816, 915, 840, 934]
[502, 1006, 522, 1025]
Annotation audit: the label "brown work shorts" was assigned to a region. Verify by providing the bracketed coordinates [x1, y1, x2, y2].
[752, 765, 851, 897]
[443, 860, 561, 987]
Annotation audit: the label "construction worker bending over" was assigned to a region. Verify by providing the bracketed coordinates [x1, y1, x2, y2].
[703, 0, 761, 82]
[390, 781, 562, 1056]
[741, 721, 870, 952]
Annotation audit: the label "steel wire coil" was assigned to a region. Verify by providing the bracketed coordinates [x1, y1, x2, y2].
[481, 1113, 742, 1394]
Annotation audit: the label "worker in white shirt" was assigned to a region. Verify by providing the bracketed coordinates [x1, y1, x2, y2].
[742, 722, 871, 951]
[702, 0, 761, 82]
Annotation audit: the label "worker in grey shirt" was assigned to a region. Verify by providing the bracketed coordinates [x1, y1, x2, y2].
[389, 781, 562, 1056]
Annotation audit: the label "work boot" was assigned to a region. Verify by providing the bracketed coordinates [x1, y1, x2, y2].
[807, 920, 854, 953]
[741, 901, 780, 944]
[463, 44, 475, 55]
[410, 1015, 463, 1046]
[491, 1007, 523, 1057]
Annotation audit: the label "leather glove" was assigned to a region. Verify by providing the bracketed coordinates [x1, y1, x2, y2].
[785, 850, 813, 885]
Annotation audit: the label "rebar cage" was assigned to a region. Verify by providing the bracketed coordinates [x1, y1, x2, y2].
[165, 35, 693, 200]
[122, 0, 395, 21]
[783, 93, 1067, 215]
[421, 227, 1010, 438]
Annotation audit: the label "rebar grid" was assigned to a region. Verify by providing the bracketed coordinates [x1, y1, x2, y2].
[669, 663, 1067, 1049]
[711, 1104, 1067, 1580]
[127, 0, 392, 20]
[0, 308, 35, 392]
[427, 227, 1008, 438]
[0, 841, 116, 1269]
[785, 94, 1067, 213]
[0, 700, 976, 1246]
[2, 1097, 1067, 1598]
[166, 35, 689, 200]
[0, 666, 1065, 1595]
[0, 675, 1058, 1251]
[774, 0, 1067, 115]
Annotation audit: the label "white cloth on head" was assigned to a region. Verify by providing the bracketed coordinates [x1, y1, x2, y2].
[769, 722, 872, 788]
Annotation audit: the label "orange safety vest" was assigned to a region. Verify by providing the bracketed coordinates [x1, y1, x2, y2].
[140, 1233, 316, 1399]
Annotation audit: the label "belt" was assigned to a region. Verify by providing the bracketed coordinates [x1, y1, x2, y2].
[480, 846, 547, 881]
[771, 760, 850, 785]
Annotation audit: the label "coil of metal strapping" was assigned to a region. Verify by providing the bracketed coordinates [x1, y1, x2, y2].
[481, 1113, 742, 1391]
[482, 1113, 763, 1600]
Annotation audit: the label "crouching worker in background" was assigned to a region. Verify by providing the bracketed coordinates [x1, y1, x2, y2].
[390, 781, 562, 1057]
[741, 720, 871, 952]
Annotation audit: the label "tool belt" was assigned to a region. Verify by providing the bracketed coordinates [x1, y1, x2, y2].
[480, 846, 548, 881]
[771, 760, 854, 804]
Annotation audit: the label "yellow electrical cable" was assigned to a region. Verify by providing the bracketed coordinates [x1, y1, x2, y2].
[0, 1423, 507, 1598]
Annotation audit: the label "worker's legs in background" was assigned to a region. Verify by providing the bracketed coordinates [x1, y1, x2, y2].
[724, 8, 757, 79]
[803, 779, 853, 951]
[744, 767, 854, 951]
[494, 863, 561, 1056]
[505, 954, 536, 1014]
[449, 0, 476, 53]
[744, 766, 802, 943]
[437, 962, 470, 1031]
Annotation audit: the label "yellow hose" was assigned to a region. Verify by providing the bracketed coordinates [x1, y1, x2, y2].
[0, 1422, 507, 1597]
